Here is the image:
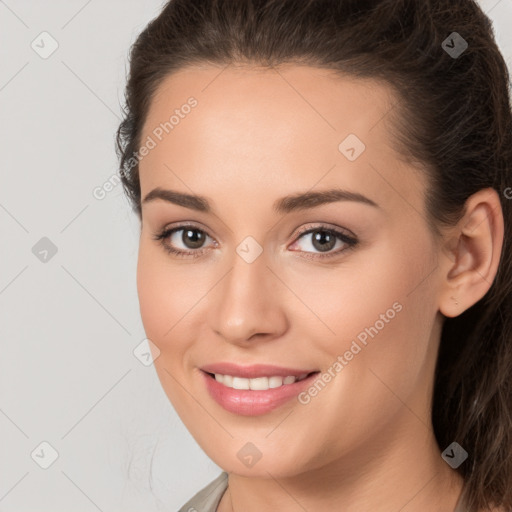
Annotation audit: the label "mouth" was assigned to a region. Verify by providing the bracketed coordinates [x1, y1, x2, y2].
[199, 364, 321, 416]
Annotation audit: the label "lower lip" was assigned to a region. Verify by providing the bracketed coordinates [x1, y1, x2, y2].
[201, 370, 319, 416]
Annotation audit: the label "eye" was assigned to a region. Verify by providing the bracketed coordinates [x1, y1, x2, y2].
[289, 225, 358, 260]
[152, 223, 358, 260]
[152, 224, 215, 258]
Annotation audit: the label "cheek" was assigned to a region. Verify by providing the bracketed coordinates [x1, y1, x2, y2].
[136, 245, 196, 407]
[287, 246, 438, 459]
[136, 241, 214, 364]
[136, 244, 185, 348]
[136, 247, 164, 340]
[314, 235, 438, 382]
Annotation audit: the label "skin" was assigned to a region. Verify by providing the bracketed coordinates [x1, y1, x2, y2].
[135, 64, 504, 512]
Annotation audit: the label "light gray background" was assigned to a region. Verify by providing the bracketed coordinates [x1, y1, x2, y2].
[1, 1, 511, 511]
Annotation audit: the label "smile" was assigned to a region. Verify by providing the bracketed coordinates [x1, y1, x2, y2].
[199, 363, 320, 416]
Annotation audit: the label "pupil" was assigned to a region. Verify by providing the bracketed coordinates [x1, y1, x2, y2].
[184, 229, 204, 249]
[313, 230, 335, 252]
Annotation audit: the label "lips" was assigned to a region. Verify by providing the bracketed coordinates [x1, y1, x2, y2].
[199, 362, 320, 416]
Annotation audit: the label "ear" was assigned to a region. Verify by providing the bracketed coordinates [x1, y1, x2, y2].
[438, 188, 504, 318]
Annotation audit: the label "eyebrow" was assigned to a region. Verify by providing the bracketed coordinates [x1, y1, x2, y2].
[141, 187, 380, 214]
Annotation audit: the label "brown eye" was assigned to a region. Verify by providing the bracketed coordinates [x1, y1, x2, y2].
[180, 228, 207, 249]
[153, 224, 215, 258]
[309, 229, 337, 252]
[290, 225, 358, 260]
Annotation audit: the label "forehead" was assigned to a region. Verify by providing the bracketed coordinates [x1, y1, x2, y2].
[138, 64, 426, 216]
[144, 64, 395, 151]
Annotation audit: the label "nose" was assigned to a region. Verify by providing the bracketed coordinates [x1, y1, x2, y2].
[207, 250, 288, 346]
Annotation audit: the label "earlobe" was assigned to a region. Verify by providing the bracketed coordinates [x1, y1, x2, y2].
[438, 188, 504, 318]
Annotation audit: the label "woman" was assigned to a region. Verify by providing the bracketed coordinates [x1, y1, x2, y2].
[116, 0, 512, 510]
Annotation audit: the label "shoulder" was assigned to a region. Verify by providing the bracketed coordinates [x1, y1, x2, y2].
[177, 471, 229, 512]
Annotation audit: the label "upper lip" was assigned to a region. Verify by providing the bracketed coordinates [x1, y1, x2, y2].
[200, 362, 319, 379]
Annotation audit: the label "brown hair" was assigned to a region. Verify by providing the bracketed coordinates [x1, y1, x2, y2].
[116, 0, 512, 509]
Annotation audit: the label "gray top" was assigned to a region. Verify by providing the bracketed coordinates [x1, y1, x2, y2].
[178, 472, 228, 512]
[178, 471, 468, 512]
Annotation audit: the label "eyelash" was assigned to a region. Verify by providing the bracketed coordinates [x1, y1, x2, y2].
[152, 223, 359, 260]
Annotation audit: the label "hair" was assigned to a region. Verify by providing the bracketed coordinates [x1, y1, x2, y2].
[116, 0, 512, 510]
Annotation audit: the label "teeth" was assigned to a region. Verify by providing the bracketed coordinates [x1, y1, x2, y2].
[213, 373, 310, 390]
[249, 377, 268, 390]
[232, 376, 250, 390]
[269, 376, 283, 388]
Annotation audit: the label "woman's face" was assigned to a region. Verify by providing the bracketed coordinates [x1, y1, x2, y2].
[136, 64, 447, 477]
